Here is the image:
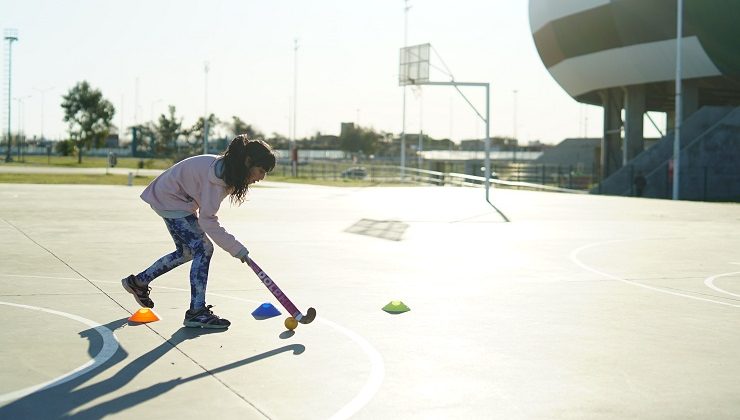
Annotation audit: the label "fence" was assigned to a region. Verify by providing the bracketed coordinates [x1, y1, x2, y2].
[1, 145, 594, 193]
[273, 161, 590, 193]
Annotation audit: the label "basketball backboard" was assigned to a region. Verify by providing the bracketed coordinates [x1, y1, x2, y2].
[399, 43, 430, 86]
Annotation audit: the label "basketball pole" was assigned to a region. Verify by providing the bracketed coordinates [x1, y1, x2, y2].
[400, 0, 410, 181]
[418, 81, 509, 222]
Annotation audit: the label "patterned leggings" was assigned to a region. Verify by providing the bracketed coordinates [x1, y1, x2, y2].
[136, 214, 214, 310]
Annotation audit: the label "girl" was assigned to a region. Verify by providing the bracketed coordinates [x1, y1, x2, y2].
[122, 135, 276, 328]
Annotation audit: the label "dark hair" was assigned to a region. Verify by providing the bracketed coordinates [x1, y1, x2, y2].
[221, 134, 276, 205]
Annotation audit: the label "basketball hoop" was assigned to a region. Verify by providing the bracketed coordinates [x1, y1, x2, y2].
[395, 43, 507, 221]
[399, 43, 430, 86]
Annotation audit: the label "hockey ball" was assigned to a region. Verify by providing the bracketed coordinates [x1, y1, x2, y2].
[284, 317, 298, 330]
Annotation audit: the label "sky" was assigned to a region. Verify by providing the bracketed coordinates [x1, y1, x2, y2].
[1, 0, 639, 145]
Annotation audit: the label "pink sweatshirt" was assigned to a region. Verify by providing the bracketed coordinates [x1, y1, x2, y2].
[140, 154, 247, 257]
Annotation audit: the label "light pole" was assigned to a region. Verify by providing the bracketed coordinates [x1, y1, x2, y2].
[292, 38, 299, 177]
[203, 62, 209, 154]
[119, 94, 124, 143]
[14, 95, 30, 161]
[4, 29, 18, 162]
[134, 77, 140, 126]
[400, 0, 411, 180]
[150, 98, 162, 122]
[34, 86, 54, 142]
[418, 88, 423, 168]
[512, 89, 518, 163]
[672, 0, 684, 200]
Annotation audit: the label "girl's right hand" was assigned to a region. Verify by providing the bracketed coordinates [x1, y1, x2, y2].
[236, 248, 250, 264]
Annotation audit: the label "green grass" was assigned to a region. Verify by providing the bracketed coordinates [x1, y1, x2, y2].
[1, 157, 415, 187]
[0, 173, 156, 186]
[6, 155, 173, 169]
[266, 175, 409, 187]
[0, 172, 415, 188]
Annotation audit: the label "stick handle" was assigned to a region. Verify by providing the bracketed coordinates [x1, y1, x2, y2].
[247, 259, 302, 319]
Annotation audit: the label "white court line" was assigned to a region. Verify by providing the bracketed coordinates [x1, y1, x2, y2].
[0, 274, 385, 420]
[2, 273, 384, 420]
[139, 282, 385, 420]
[570, 239, 740, 308]
[321, 318, 385, 420]
[704, 269, 740, 298]
[0, 273, 83, 281]
[0, 302, 119, 404]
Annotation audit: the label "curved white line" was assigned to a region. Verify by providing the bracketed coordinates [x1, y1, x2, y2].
[0, 274, 385, 417]
[704, 271, 740, 298]
[570, 239, 740, 308]
[0, 302, 119, 404]
[320, 318, 385, 420]
[178, 286, 384, 419]
[109, 280, 385, 419]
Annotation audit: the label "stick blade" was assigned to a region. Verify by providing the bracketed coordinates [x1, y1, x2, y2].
[299, 307, 316, 324]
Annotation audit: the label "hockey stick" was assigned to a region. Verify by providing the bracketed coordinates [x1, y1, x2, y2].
[247, 258, 316, 324]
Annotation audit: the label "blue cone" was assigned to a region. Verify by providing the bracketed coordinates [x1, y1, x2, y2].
[252, 302, 281, 319]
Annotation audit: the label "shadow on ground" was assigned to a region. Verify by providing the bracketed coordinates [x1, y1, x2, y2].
[0, 318, 305, 418]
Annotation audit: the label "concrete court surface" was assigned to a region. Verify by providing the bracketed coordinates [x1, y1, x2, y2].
[1, 181, 740, 419]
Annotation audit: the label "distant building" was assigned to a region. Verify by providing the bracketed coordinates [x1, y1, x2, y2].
[418, 150, 542, 163]
[535, 138, 600, 171]
[460, 139, 484, 151]
[530, 0, 740, 200]
[340, 122, 355, 137]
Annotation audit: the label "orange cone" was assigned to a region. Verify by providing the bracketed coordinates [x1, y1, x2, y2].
[129, 307, 160, 323]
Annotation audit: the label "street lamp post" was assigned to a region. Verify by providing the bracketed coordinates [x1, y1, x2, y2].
[34, 86, 54, 142]
[400, 0, 411, 180]
[150, 98, 162, 122]
[672, 0, 684, 200]
[4, 29, 18, 162]
[203, 62, 209, 154]
[418, 90, 423, 169]
[292, 38, 299, 177]
[14, 95, 30, 161]
[512, 90, 518, 141]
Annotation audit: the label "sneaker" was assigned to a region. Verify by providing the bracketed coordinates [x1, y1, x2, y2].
[121, 275, 154, 308]
[183, 305, 231, 329]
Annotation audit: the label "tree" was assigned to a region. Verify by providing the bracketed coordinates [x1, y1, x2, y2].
[266, 132, 290, 149]
[55, 139, 75, 156]
[61, 81, 116, 163]
[185, 114, 219, 153]
[227, 116, 263, 139]
[340, 124, 381, 155]
[131, 123, 157, 156]
[155, 105, 183, 154]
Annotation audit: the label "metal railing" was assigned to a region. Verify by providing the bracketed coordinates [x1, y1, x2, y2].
[274, 161, 588, 194]
[445, 172, 587, 194]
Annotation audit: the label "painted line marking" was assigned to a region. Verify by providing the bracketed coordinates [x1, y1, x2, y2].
[704, 270, 740, 298]
[0, 302, 119, 404]
[0, 273, 83, 281]
[145, 282, 385, 420]
[570, 239, 740, 308]
[0, 274, 384, 419]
